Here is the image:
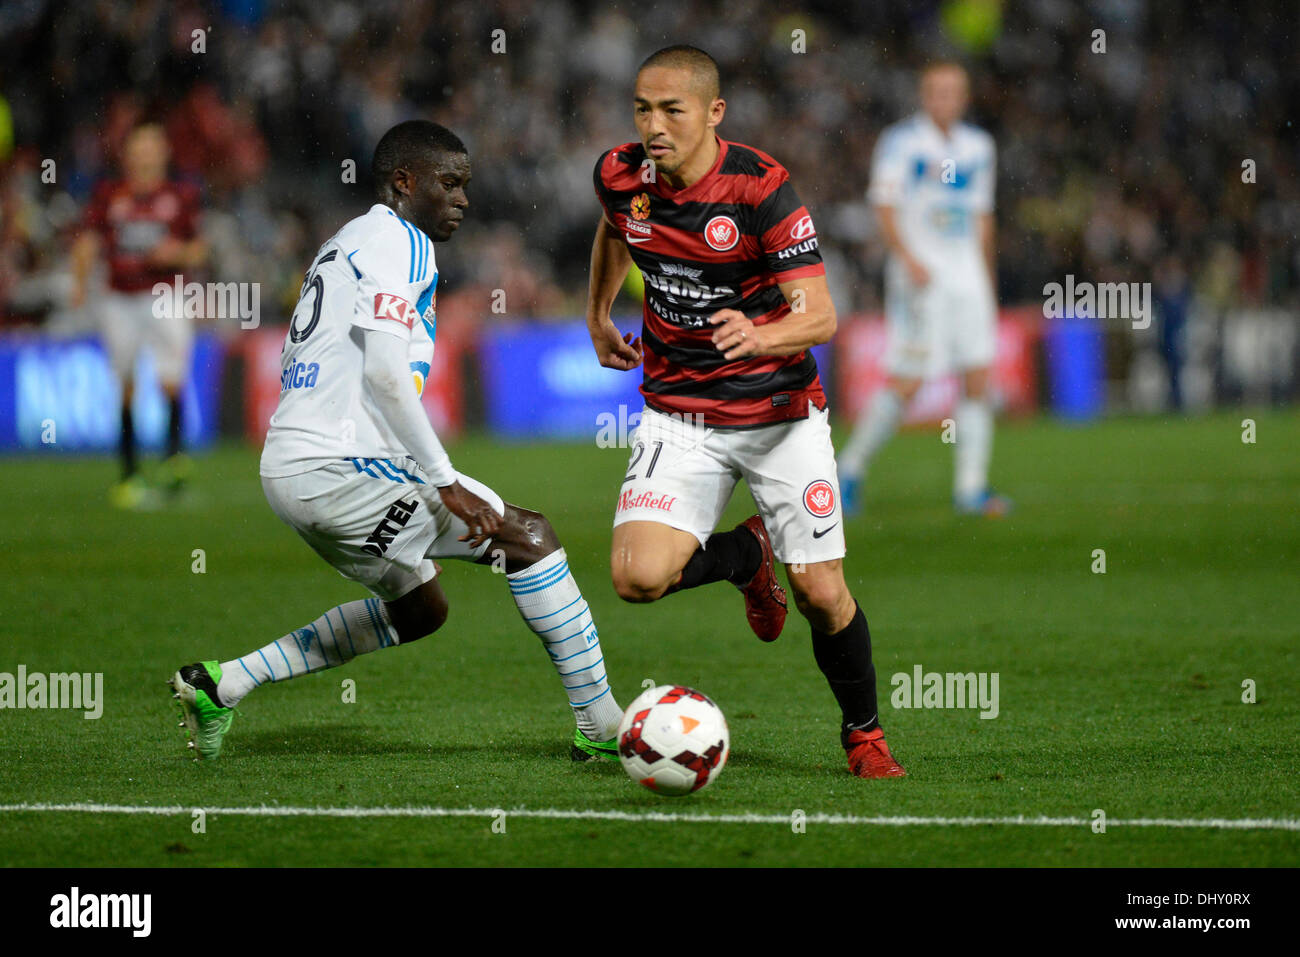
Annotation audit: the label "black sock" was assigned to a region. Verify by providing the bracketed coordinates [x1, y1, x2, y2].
[670, 525, 762, 592]
[811, 601, 880, 746]
[166, 395, 183, 459]
[120, 403, 136, 479]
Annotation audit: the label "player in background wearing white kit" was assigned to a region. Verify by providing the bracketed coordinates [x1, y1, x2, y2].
[838, 62, 1011, 517]
[169, 122, 624, 762]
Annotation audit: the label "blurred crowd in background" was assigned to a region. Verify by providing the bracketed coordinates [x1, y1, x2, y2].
[0, 0, 1297, 406]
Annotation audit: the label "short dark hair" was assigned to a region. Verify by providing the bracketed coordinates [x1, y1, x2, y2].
[371, 120, 467, 197]
[638, 45, 721, 102]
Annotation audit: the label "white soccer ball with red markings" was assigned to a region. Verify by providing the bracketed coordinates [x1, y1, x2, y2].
[616, 684, 729, 796]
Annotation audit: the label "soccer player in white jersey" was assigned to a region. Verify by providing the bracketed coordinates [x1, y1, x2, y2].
[838, 61, 1011, 517]
[168, 121, 624, 762]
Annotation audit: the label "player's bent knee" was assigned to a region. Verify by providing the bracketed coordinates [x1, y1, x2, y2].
[519, 508, 561, 556]
[791, 585, 832, 618]
[611, 563, 673, 603]
[385, 585, 449, 643]
[789, 577, 850, 625]
[499, 505, 562, 564]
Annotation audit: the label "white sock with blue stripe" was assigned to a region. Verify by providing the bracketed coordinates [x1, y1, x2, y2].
[507, 548, 622, 741]
[216, 598, 399, 707]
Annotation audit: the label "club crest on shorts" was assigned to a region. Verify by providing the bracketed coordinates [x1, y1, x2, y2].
[704, 215, 739, 251]
[803, 480, 836, 518]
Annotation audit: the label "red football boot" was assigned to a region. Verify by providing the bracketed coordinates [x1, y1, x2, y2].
[737, 515, 787, 642]
[844, 727, 907, 778]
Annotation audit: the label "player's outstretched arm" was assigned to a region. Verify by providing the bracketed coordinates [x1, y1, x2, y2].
[585, 216, 642, 370]
[708, 274, 838, 359]
[361, 328, 501, 545]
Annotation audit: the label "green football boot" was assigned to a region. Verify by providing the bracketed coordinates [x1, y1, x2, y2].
[571, 728, 619, 762]
[170, 661, 234, 761]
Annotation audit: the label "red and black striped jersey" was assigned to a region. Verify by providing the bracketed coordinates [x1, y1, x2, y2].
[594, 137, 827, 428]
[82, 179, 202, 293]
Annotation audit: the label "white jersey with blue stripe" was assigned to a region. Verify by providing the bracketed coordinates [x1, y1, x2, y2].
[868, 113, 994, 272]
[261, 204, 439, 478]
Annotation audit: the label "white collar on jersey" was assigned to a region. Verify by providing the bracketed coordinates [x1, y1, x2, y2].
[370, 203, 433, 243]
[914, 111, 963, 145]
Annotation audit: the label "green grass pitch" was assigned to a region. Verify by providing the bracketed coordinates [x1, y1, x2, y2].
[0, 411, 1297, 866]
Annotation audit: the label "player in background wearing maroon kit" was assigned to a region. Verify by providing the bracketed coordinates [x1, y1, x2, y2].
[586, 46, 904, 778]
[72, 122, 207, 508]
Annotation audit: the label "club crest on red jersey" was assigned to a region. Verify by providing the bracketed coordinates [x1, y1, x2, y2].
[631, 193, 651, 221]
[704, 215, 739, 251]
[803, 479, 836, 518]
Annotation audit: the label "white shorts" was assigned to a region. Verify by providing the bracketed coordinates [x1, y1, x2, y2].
[613, 406, 846, 565]
[883, 260, 996, 379]
[100, 289, 194, 385]
[262, 457, 505, 602]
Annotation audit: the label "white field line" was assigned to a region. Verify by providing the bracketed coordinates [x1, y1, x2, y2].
[1, 803, 1297, 831]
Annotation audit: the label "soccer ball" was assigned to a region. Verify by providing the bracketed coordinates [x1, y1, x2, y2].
[616, 684, 729, 796]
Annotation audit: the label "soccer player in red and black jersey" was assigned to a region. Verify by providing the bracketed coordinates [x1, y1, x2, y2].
[72, 122, 207, 508]
[586, 46, 904, 778]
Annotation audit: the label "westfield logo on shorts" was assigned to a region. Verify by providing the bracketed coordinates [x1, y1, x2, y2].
[617, 489, 677, 512]
[374, 293, 418, 329]
[803, 480, 836, 518]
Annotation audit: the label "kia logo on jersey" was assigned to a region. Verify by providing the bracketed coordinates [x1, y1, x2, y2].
[803, 480, 836, 518]
[374, 293, 417, 328]
[790, 215, 816, 240]
[704, 215, 739, 251]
